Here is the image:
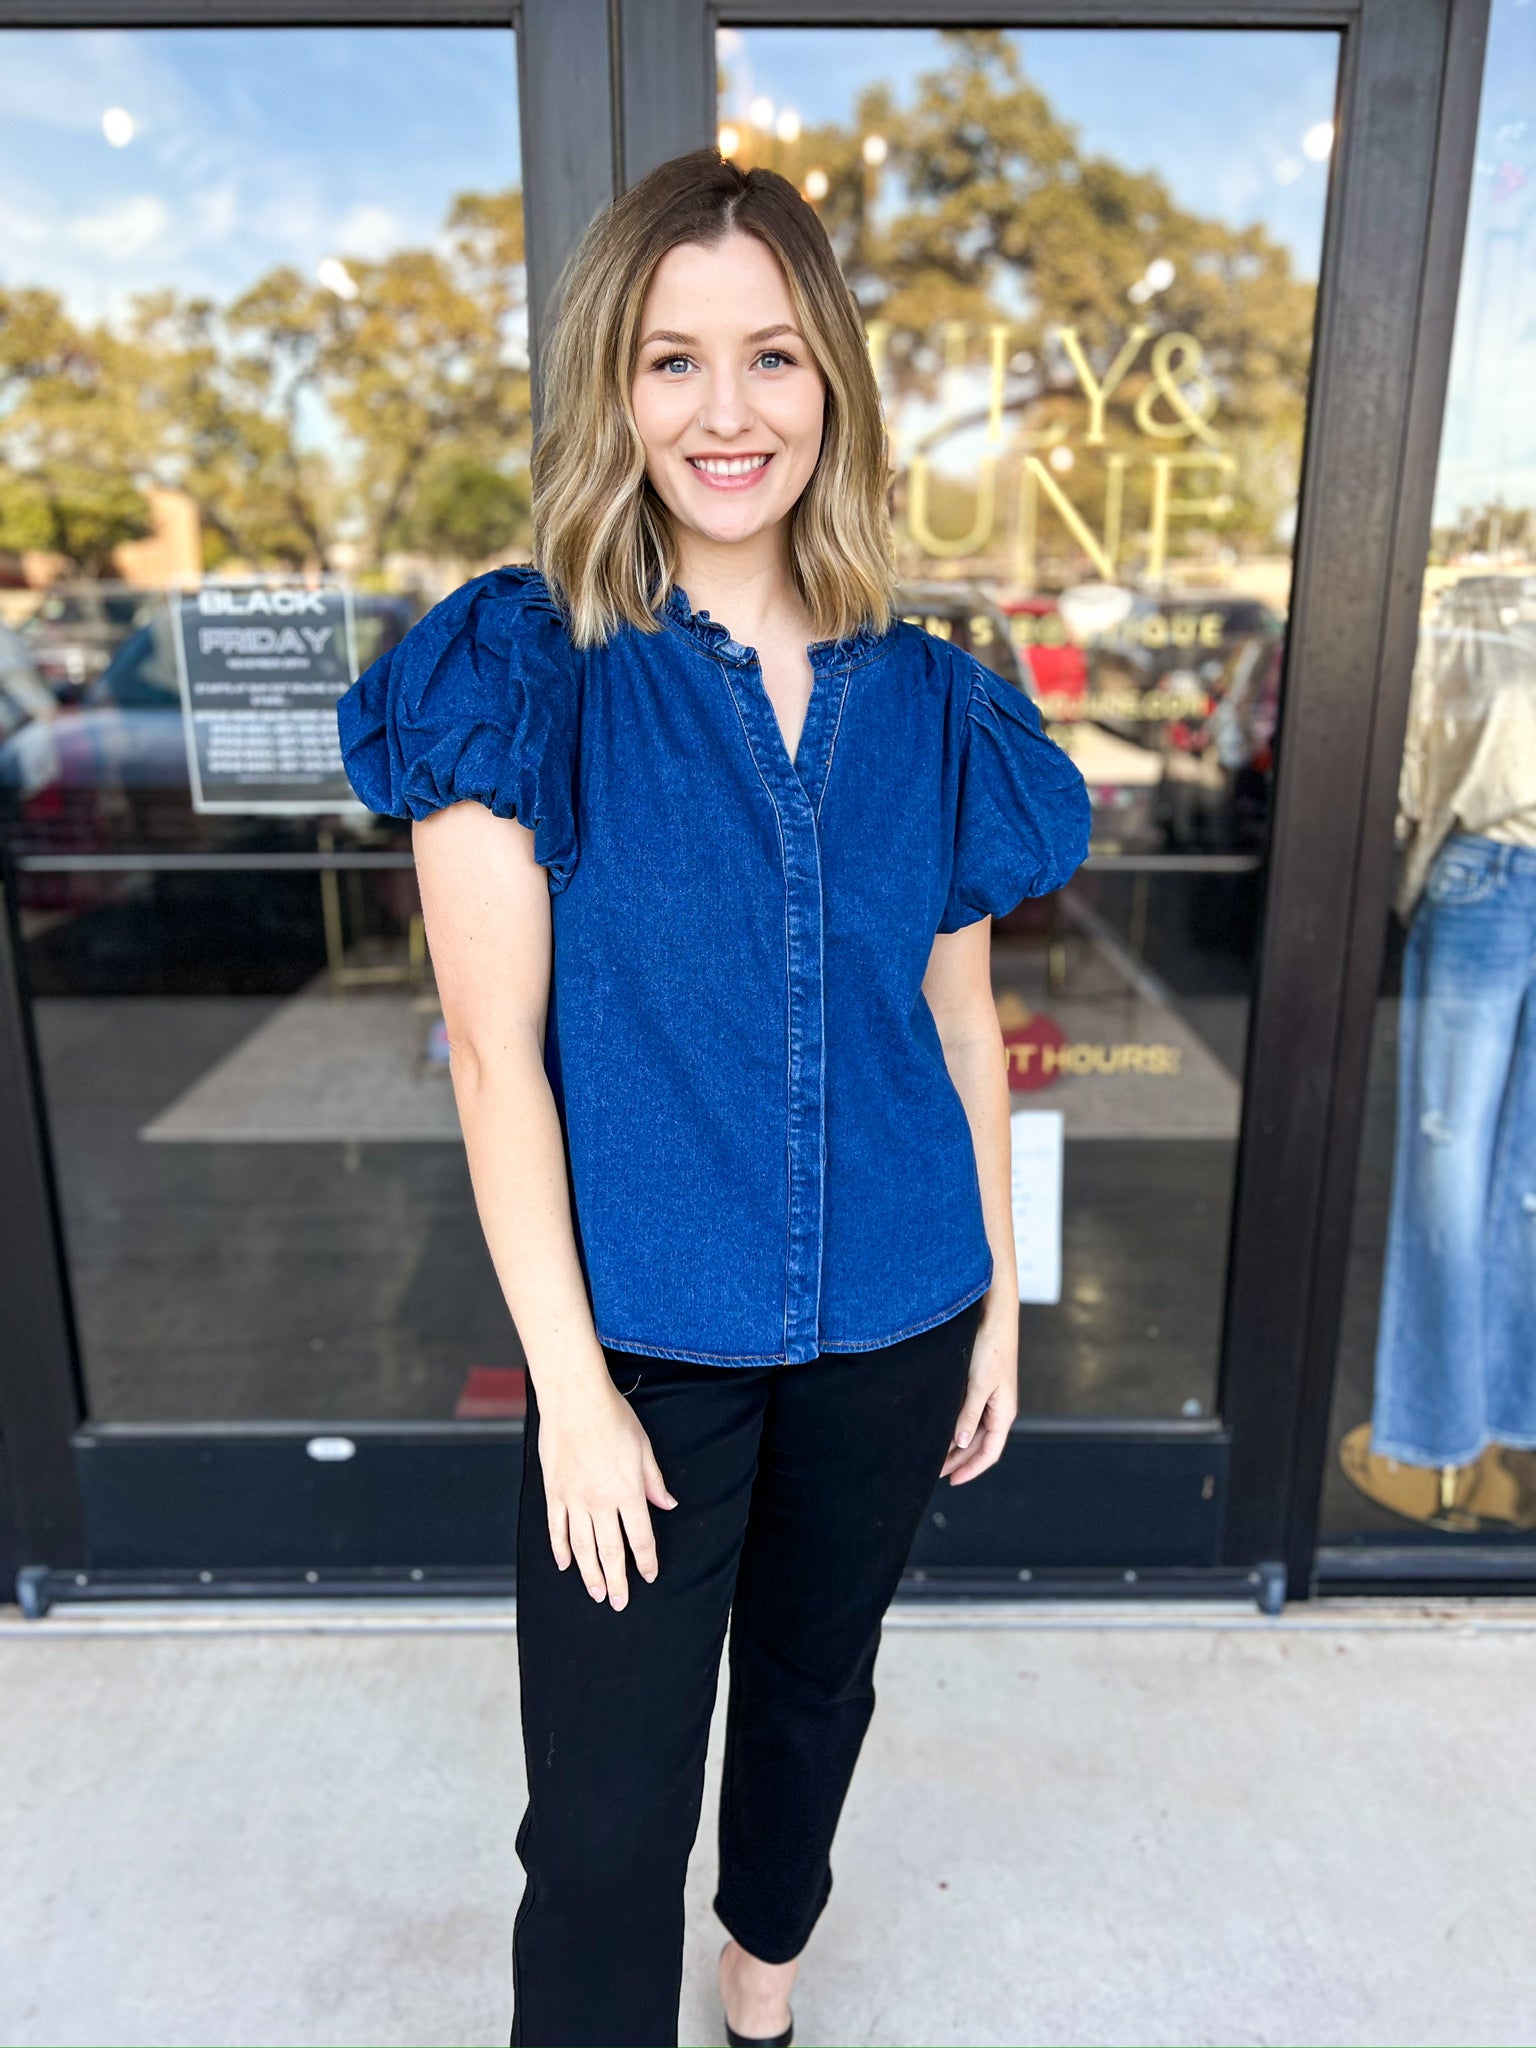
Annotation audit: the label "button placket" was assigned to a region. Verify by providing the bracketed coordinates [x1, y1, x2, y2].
[662, 585, 870, 1363]
[714, 648, 830, 1361]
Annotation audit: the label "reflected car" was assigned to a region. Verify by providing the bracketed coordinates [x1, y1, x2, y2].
[994, 594, 1088, 702]
[1431, 572, 1536, 637]
[0, 590, 420, 859]
[1090, 592, 1282, 711]
[1085, 590, 1287, 853]
[19, 583, 162, 702]
[0, 623, 57, 744]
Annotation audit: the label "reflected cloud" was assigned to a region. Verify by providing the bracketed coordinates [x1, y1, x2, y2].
[190, 180, 239, 243]
[67, 193, 171, 258]
[0, 26, 521, 325]
[334, 204, 404, 262]
[0, 28, 182, 135]
[0, 195, 48, 246]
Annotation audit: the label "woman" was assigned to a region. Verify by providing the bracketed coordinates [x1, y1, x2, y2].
[338, 149, 1090, 2048]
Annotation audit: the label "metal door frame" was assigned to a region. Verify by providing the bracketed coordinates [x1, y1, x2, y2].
[626, 0, 1509, 1599]
[0, 0, 1502, 1610]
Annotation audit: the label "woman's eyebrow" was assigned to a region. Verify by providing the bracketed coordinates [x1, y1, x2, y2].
[638, 323, 805, 348]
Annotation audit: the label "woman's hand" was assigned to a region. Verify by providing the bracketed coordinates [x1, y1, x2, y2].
[536, 1373, 678, 1609]
[922, 918, 1019, 1489]
[939, 1292, 1018, 1485]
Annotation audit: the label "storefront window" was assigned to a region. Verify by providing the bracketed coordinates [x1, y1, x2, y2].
[0, 27, 528, 1421]
[719, 24, 1338, 1418]
[1325, 0, 1536, 1542]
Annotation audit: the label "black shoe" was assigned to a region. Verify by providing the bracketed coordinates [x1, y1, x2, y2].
[724, 2020, 792, 2048]
[725, 2021, 792, 2048]
[719, 1939, 795, 2048]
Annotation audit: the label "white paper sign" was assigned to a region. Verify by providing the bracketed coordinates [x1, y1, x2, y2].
[1010, 1108, 1064, 1305]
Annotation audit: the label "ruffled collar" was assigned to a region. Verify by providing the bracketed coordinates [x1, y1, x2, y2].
[661, 581, 884, 670]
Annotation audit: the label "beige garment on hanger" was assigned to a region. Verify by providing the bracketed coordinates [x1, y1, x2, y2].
[1395, 616, 1536, 922]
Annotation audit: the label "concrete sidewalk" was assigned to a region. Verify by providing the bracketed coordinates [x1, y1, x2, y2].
[1, 1598, 1532, 2047]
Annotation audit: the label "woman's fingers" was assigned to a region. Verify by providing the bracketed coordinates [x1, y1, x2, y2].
[567, 1512, 608, 1602]
[941, 1386, 1015, 1484]
[620, 1494, 660, 1585]
[951, 1378, 991, 1453]
[944, 1424, 1004, 1484]
[592, 1506, 631, 1609]
[940, 1436, 979, 1480]
[641, 1439, 678, 1511]
[549, 1468, 670, 1606]
[553, 1497, 660, 1607]
[544, 1412, 675, 1608]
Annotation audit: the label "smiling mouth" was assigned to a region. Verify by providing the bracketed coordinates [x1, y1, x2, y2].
[686, 453, 774, 487]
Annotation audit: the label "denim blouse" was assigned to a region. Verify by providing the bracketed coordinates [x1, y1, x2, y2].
[336, 564, 1090, 1366]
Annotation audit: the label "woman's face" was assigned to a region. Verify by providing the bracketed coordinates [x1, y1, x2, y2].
[630, 230, 826, 555]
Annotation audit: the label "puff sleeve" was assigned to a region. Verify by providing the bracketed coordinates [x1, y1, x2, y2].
[335, 565, 579, 891]
[937, 655, 1092, 932]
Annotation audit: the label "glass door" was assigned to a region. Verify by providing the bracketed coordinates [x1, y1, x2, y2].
[0, 19, 546, 1588]
[713, 19, 1334, 1580]
[1316, 0, 1536, 1589]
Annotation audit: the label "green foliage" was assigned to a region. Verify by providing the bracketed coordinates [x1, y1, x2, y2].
[1432, 501, 1532, 563]
[0, 465, 153, 572]
[0, 288, 157, 570]
[0, 187, 531, 579]
[403, 454, 531, 561]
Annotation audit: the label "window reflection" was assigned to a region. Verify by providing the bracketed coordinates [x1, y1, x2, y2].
[0, 28, 530, 1426]
[1330, 0, 1536, 1540]
[0, 28, 529, 860]
[720, 24, 1339, 1424]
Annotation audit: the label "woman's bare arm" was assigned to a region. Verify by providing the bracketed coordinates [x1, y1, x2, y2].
[921, 916, 1019, 1482]
[412, 800, 676, 1607]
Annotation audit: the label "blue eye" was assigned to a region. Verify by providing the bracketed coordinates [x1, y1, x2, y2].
[650, 348, 795, 374]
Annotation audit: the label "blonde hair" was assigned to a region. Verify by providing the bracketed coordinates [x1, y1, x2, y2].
[531, 148, 898, 648]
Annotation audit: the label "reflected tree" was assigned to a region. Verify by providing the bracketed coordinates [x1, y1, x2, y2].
[0, 288, 155, 574]
[0, 188, 533, 580]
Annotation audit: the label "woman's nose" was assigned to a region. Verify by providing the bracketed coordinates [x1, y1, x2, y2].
[696, 368, 753, 437]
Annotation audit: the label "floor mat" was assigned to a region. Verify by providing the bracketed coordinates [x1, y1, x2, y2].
[141, 929, 1242, 1145]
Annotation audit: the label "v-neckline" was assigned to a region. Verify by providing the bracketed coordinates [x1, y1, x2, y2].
[660, 583, 873, 801]
[759, 659, 817, 780]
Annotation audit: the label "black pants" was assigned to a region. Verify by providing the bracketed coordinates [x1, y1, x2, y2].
[508, 1296, 984, 2048]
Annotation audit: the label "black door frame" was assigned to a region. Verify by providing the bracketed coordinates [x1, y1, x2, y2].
[0, 0, 1503, 1612]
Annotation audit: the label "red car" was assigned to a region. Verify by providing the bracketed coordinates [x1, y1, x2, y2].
[995, 595, 1088, 704]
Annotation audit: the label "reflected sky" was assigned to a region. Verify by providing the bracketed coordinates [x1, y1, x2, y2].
[718, 27, 1339, 278]
[1435, 0, 1536, 526]
[0, 29, 522, 324]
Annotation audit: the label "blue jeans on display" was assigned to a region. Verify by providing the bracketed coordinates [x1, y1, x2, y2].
[1371, 832, 1536, 1467]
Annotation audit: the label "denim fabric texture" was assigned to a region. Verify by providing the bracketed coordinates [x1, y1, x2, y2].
[1371, 832, 1536, 1466]
[336, 564, 1091, 1365]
